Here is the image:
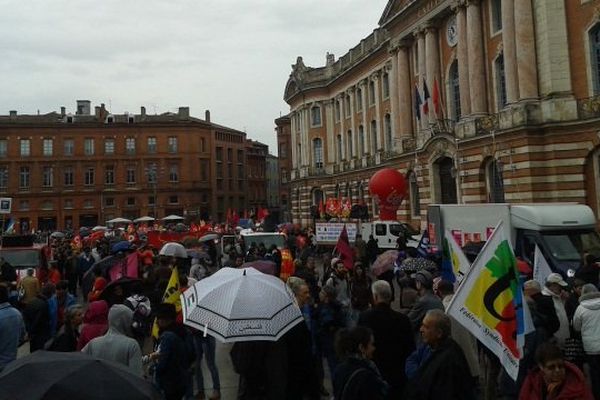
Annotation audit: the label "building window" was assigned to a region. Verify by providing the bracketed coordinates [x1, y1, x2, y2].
[297, 143, 302, 168]
[126, 137, 136, 154]
[169, 195, 178, 204]
[0, 167, 7, 190]
[310, 105, 321, 126]
[104, 139, 115, 155]
[105, 165, 115, 185]
[83, 199, 93, 208]
[0, 140, 6, 158]
[336, 134, 343, 162]
[64, 167, 74, 186]
[227, 148, 233, 162]
[168, 136, 178, 153]
[104, 197, 115, 207]
[201, 160, 209, 181]
[41, 200, 53, 210]
[126, 167, 136, 184]
[345, 95, 351, 117]
[335, 100, 341, 121]
[148, 196, 155, 206]
[42, 166, 53, 187]
[491, 0, 502, 33]
[382, 72, 390, 98]
[409, 172, 420, 217]
[359, 125, 365, 155]
[19, 200, 29, 210]
[20, 139, 30, 157]
[64, 199, 73, 209]
[369, 81, 376, 105]
[19, 166, 29, 188]
[495, 54, 508, 109]
[147, 137, 157, 153]
[356, 87, 363, 111]
[43, 139, 53, 156]
[313, 138, 323, 169]
[449, 60, 461, 121]
[127, 197, 136, 206]
[487, 159, 505, 203]
[237, 149, 243, 163]
[147, 164, 157, 183]
[216, 147, 223, 162]
[347, 130, 353, 158]
[64, 139, 74, 156]
[590, 24, 600, 94]
[384, 114, 392, 150]
[200, 138, 206, 152]
[370, 120, 378, 153]
[84, 138, 94, 155]
[169, 165, 179, 182]
[84, 167, 95, 186]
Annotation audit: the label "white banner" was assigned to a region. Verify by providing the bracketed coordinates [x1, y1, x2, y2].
[533, 245, 552, 287]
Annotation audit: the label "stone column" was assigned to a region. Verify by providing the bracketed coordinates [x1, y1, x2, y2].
[389, 45, 400, 150]
[302, 107, 310, 166]
[339, 95, 345, 161]
[372, 72, 382, 152]
[325, 100, 335, 164]
[348, 87, 356, 158]
[466, 0, 487, 114]
[501, 0, 519, 103]
[417, 29, 427, 129]
[397, 41, 414, 139]
[425, 24, 440, 121]
[360, 80, 368, 155]
[290, 111, 298, 168]
[456, 2, 471, 116]
[515, 0, 538, 100]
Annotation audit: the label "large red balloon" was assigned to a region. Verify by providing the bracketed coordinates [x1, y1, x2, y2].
[368, 168, 408, 220]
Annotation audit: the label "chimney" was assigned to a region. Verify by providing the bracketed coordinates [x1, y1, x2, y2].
[61, 107, 66, 117]
[326, 52, 335, 66]
[9, 111, 17, 119]
[205, 109, 211, 123]
[178, 107, 189, 118]
[94, 106, 100, 118]
[140, 106, 146, 117]
[76, 100, 91, 115]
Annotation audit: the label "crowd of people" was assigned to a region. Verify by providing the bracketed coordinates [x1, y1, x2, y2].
[0, 226, 599, 400]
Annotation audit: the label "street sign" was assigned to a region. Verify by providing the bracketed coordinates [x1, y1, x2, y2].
[0, 198, 11, 214]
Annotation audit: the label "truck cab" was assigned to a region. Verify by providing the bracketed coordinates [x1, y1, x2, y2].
[0, 235, 49, 282]
[360, 221, 420, 249]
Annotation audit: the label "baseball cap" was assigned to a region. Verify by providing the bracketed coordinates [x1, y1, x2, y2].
[546, 273, 568, 287]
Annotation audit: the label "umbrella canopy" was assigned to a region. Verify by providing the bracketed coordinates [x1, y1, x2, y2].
[181, 267, 303, 342]
[107, 217, 132, 224]
[159, 242, 187, 258]
[0, 350, 160, 400]
[91, 226, 107, 232]
[198, 233, 218, 243]
[241, 260, 276, 276]
[399, 257, 438, 273]
[49, 231, 65, 239]
[371, 250, 399, 276]
[111, 241, 131, 254]
[134, 216, 155, 223]
[162, 214, 184, 221]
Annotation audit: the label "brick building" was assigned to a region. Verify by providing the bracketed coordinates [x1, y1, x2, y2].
[0, 101, 267, 231]
[283, 0, 600, 228]
[275, 115, 293, 222]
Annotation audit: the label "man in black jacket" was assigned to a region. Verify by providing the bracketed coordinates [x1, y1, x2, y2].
[358, 280, 414, 399]
[405, 309, 475, 400]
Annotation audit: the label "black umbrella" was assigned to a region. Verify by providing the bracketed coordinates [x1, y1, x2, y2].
[0, 351, 160, 400]
[99, 277, 143, 306]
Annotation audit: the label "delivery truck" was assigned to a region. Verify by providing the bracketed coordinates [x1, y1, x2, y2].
[427, 203, 600, 277]
[315, 220, 420, 249]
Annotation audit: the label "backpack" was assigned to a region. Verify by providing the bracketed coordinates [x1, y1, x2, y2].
[124, 294, 152, 338]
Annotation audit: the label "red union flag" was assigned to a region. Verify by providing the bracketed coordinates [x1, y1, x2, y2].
[334, 224, 354, 270]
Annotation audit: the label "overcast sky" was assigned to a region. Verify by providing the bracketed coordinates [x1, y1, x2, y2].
[0, 0, 386, 154]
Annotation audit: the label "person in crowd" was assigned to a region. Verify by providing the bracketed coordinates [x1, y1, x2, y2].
[293, 256, 319, 304]
[519, 341, 593, 400]
[404, 309, 475, 400]
[189, 257, 209, 282]
[407, 270, 444, 341]
[77, 247, 96, 294]
[576, 253, 599, 286]
[284, 277, 320, 400]
[0, 283, 25, 372]
[64, 249, 79, 296]
[524, 280, 560, 345]
[565, 278, 586, 323]
[325, 259, 352, 327]
[47, 304, 83, 352]
[358, 280, 414, 399]
[191, 330, 221, 400]
[76, 299, 108, 351]
[542, 273, 570, 349]
[350, 263, 371, 319]
[87, 270, 107, 302]
[332, 326, 388, 400]
[315, 285, 344, 383]
[82, 304, 143, 376]
[572, 283, 600, 399]
[54, 280, 76, 332]
[17, 268, 40, 305]
[153, 303, 190, 400]
[354, 234, 368, 267]
[397, 271, 419, 314]
[48, 260, 62, 285]
[366, 235, 379, 266]
[22, 283, 52, 352]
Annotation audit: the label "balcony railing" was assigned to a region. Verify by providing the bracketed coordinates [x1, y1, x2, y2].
[309, 166, 326, 176]
[578, 95, 600, 120]
[475, 114, 499, 135]
[431, 119, 456, 136]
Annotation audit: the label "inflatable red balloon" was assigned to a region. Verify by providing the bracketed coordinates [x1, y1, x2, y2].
[368, 168, 408, 220]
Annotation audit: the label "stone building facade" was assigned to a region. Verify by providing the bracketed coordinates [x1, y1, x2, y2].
[0, 101, 267, 231]
[283, 0, 600, 229]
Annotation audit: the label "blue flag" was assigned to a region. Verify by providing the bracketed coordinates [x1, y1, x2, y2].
[416, 229, 429, 258]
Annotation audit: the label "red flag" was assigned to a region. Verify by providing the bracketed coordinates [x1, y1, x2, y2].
[432, 77, 441, 116]
[318, 199, 324, 218]
[226, 208, 232, 224]
[334, 225, 354, 270]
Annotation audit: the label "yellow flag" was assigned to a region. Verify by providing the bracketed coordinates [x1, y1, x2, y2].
[151, 266, 181, 338]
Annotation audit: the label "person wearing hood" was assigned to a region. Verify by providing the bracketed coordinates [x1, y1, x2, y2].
[76, 300, 109, 351]
[81, 304, 142, 376]
[572, 283, 600, 399]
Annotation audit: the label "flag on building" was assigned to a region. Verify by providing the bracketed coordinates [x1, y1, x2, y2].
[423, 78, 430, 115]
[533, 245, 552, 286]
[432, 77, 441, 116]
[334, 224, 354, 270]
[447, 221, 533, 380]
[152, 266, 181, 338]
[442, 229, 471, 285]
[414, 84, 422, 120]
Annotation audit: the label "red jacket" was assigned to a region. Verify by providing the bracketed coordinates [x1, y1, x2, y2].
[76, 300, 109, 350]
[519, 361, 593, 400]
